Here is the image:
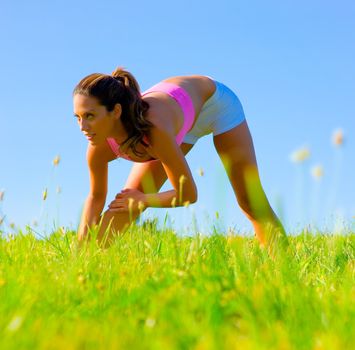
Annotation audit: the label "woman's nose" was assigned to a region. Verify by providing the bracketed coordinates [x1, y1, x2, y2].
[79, 119, 90, 132]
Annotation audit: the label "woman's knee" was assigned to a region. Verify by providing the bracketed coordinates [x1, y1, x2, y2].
[103, 207, 144, 223]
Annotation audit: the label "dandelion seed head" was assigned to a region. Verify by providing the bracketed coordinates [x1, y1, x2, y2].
[311, 164, 324, 180]
[332, 128, 344, 147]
[56, 186, 61, 194]
[290, 146, 311, 163]
[0, 190, 4, 201]
[53, 155, 61, 166]
[198, 167, 204, 177]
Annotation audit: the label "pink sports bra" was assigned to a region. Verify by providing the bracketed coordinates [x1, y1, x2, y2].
[106, 81, 195, 161]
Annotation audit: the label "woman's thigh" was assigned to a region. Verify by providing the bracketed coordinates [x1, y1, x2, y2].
[124, 143, 195, 193]
[213, 120, 264, 209]
[213, 120, 257, 166]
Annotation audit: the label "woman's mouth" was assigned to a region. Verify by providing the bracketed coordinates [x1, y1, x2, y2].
[85, 133, 96, 141]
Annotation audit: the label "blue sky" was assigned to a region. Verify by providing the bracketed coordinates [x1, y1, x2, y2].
[0, 0, 354, 236]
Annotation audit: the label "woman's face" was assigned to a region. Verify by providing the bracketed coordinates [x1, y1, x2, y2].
[73, 94, 121, 144]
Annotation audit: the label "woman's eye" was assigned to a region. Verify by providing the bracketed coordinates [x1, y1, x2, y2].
[73, 114, 94, 121]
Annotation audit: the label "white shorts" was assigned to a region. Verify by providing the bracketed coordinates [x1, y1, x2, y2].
[183, 77, 246, 144]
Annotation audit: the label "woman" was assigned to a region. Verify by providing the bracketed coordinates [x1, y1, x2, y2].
[73, 67, 287, 251]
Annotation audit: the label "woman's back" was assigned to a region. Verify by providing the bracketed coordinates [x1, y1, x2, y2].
[95, 75, 216, 163]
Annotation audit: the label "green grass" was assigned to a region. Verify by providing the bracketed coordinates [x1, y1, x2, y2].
[0, 221, 354, 350]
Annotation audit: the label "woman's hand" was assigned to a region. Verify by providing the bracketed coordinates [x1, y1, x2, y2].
[108, 189, 147, 213]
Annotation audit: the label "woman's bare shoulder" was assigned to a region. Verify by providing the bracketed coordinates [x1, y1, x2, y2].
[86, 141, 116, 164]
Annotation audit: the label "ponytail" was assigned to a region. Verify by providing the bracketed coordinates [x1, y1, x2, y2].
[111, 66, 141, 93]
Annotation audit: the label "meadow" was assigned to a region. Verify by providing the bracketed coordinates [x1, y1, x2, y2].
[0, 221, 354, 350]
[0, 129, 353, 349]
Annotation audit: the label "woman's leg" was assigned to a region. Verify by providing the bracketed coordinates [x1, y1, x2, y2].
[213, 120, 288, 253]
[96, 143, 194, 247]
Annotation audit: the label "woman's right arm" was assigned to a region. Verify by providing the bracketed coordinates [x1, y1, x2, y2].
[78, 144, 109, 242]
[78, 195, 107, 241]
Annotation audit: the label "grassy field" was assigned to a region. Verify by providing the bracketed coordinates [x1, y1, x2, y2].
[0, 221, 354, 350]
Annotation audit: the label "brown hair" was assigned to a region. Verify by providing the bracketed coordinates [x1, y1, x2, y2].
[73, 67, 152, 156]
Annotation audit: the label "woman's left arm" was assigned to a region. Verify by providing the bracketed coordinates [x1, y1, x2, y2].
[143, 126, 197, 207]
[109, 127, 197, 212]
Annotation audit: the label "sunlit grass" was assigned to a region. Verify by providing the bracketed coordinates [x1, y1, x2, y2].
[1, 125, 353, 349]
[0, 222, 354, 350]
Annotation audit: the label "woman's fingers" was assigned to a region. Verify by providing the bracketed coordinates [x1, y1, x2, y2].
[115, 189, 130, 198]
[109, 192, 136, 212]
[108, 207, 127, 213]
[108, 203, 127, 211]
[108, 199, 125, 209]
